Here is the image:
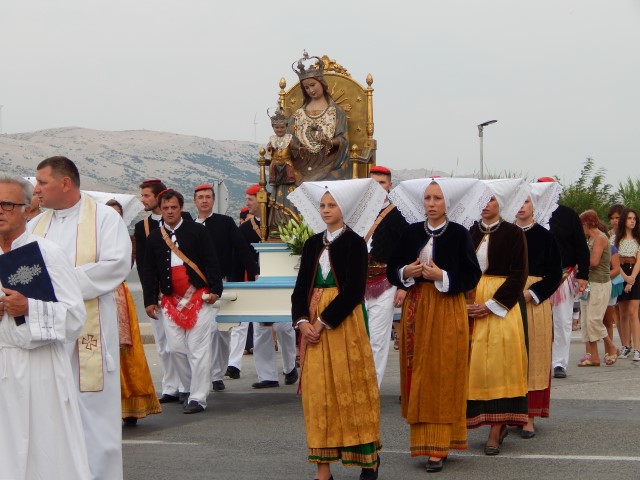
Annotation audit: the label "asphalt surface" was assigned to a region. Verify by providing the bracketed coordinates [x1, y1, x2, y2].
[125, 270, 640, 479]
[122, 324, 640, 480]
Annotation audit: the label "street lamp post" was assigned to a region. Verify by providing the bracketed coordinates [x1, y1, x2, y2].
[477, 119, 497, 179]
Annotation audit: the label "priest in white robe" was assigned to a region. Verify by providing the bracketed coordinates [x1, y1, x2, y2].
[0, 174, 91, 480]
[29, 157, 132, 480]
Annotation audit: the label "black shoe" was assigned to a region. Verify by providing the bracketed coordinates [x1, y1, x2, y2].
[183, 401, 204, 414]
[251, 380, 280, 389]
[425, 457, 445, 473]
[553, 366, 567, 378]
[179, 392, 190, 405]
[212, 380, 226, 392]
[359, 455, 380, 480]
[520, 429, 536, 439]
[158, 394, 179, 404]
[225, 366, 241, 379]
[484, 444, 500, 455]
[284, 368, 299, 385]
[122, 417, 138, 427]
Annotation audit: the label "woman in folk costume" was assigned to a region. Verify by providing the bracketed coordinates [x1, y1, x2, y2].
[513, 183, 563, 438]
[289, 178, 387, 480]
[288, 51, 350, 183]
[106, 199, 162, 426]
[387, 178, 486, 473]
[466, 178, 530, 455]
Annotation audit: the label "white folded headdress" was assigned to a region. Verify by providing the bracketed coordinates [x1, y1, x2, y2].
[389, 177, 493, 229]
[482, 178, 532, 222]
[529, 181, 562, 228]
[287, 178, 388, 236]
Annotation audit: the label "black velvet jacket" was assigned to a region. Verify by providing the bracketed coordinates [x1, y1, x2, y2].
[198, 213, 259, 281]
[142, 219, 223, 307]
[291, 229, 368, 329]
[369, 206, 409, 264]
[231, 217, 261, 281]
[470, 221, 528, 310]
[134, 211, 193, 283]
[387, 221, 482, 294]
[549, 204, 590, 280]
[524, 223, 563, 302]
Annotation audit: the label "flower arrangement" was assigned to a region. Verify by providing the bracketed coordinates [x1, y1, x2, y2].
[277, 218, 314, 255]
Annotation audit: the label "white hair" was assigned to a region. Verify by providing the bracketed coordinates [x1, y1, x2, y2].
[0, 174, 33, 204]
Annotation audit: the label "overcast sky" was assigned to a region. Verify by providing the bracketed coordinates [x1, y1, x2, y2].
[1, 0, 638, 185]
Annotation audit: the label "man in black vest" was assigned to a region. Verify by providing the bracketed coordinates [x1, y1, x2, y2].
[134, 179, 192, 403]
[192, 184, 259, 391]
[367, 166, 409, 385]
[235, 184, 297, 388]
[142, 189, 223, 414]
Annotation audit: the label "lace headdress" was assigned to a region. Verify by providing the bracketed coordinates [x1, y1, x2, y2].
[529, 181, 562, 228]
[288, 178, 387, 236]
[482, 178, 532, 222]
[389, 177, 493, 229]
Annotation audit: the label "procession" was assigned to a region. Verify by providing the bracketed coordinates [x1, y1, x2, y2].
[2, 42, 639, 480]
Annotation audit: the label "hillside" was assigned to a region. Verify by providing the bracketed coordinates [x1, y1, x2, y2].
[0, 127, 453, 221]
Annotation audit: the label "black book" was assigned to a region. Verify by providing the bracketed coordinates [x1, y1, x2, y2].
[0, 241, 57, 325]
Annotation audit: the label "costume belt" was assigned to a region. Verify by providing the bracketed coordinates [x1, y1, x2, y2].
[366, 261, 392, 300]
[161, 266, 206, 330]
[620, 256, 637, 265]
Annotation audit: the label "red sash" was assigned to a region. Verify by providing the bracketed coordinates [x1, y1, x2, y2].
[160, 266, 207, 330]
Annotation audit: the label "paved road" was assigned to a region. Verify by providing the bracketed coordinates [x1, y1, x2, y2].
[123, 326, 640, 480]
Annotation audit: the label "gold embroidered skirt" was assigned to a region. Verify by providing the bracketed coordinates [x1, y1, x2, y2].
[467, 275, 528, 427]
[302, 287, 380, 466]
[119, 283, 162, 419]
[400, 282, 469, 457]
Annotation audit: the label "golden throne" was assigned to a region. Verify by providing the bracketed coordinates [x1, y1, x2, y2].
[256, 54, 377, 240]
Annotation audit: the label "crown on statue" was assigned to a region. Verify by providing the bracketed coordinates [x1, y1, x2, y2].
[292, 50, 324, 81]
[267, 106, 288, 125]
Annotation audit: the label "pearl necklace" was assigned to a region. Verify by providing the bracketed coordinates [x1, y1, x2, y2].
[478, 218, 503, 234]
[518, 221, 536, 232]
[322, 226, 346, 248]
[424, 218, 449, 238]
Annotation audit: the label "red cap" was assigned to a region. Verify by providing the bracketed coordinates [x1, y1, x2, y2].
[142, 178, 162, 184]
[241, 207, 249, 213]
[370, 166, 391, 175]
[194, 184, 212, 192]
[246, 184, 260, 195]
[537, 177, 555, 183]
[157, 188, 173, 197]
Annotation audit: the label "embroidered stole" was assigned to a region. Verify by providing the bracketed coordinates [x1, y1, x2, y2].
[33, 195, 104, 391]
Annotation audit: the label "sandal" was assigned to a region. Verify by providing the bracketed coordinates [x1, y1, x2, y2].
[579, 353, 592, 363]
[578, 358, 600, 367]
[605, 352, 617, 366]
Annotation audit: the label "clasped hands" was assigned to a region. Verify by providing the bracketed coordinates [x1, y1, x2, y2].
[403, 258, 443, 282]
[299, 320, 325, 345]
[467, 302, 490, 318]
[0, 288, 29, 319]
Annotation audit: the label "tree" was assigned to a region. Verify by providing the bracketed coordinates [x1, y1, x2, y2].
[617, 178, 640, 213]
[559, 157, 618, 220]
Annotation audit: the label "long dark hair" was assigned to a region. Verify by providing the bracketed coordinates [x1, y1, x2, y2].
[615, 207, 640, 248]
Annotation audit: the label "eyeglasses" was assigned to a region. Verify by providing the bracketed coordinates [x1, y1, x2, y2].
[0, 201, 27, 212]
